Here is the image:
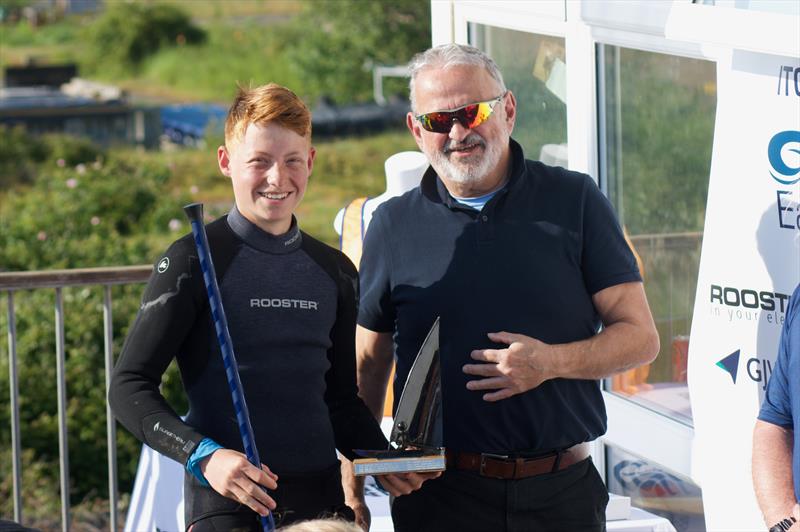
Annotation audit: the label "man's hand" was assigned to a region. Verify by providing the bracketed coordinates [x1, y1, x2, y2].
[342, 458, 370, 532]
[376, 471, 441, 496]
[201, 448, 278, 516]
[463, 331, 554, 401]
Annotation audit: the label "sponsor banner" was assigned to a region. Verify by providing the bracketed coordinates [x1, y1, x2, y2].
[688, 50, 800, 530]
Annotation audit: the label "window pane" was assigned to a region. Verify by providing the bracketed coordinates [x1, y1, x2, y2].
[600, 46, 716, 424]
[606, 444, 706, 532]
[470, 24, 568, 166]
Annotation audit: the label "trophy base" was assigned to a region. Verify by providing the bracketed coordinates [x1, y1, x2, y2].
[353, 448, 446, 476]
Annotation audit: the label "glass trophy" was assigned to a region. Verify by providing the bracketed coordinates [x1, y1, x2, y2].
[353, 317, 446, 475]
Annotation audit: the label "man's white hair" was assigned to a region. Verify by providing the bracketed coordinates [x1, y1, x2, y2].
[408, 43, 507, 113]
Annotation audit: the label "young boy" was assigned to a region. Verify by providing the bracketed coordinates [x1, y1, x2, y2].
[109, 84, 419, 531]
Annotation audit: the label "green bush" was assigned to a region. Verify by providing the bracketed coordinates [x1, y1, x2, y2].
[0, 125, 47, 188]
[83, 2, 205, 75]
[0, 127, 103, 191]
[0, 130, 191, 521]
[282, 0, 431, 104]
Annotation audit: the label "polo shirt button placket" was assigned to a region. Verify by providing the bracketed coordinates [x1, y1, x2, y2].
[481, 215, 488, 222]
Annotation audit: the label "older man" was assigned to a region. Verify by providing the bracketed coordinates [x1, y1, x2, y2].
[753, 282, 799, 532]
[345, 44, 659, 531]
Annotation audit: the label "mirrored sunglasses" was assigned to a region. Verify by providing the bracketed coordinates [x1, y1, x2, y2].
[415, 94, 505, 134]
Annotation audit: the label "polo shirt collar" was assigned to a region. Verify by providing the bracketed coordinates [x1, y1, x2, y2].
[226, 205, 302, 254]
[420, 138, 527, 208]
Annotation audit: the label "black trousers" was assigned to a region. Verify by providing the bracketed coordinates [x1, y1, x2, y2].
[391, 457, 609, 532]
[184, 462, 355, 531]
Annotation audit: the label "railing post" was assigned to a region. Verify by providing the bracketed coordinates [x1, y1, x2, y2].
[103, 285, 119, 532]
[0, 266, 152, 530]
[7, 290, 23, 523]
[55, 287, 70, 532]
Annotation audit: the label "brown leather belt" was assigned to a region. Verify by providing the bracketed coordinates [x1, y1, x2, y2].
[445, 442, 590, 480]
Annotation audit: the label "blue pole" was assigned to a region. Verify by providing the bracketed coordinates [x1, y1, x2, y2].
[184, 203, 275, 532]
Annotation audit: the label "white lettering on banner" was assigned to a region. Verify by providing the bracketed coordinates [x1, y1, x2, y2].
[687, 50, 800, 531]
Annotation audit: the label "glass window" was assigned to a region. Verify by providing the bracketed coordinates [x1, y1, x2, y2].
[606, 444, 706, 532]
[599, 45, 716, 424]
[470, 24, 568, 167]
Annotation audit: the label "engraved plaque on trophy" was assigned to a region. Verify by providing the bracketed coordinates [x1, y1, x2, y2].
[353, 317, 445, 475]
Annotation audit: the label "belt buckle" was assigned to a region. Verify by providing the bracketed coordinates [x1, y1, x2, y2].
[480, 452, 510, 478]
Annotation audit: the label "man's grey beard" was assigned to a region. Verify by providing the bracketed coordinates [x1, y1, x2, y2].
[427, 132, 503, 185]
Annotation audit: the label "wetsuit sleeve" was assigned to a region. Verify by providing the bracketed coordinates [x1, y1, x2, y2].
[580, 175, 642, 295]
[108, 236, 207, 465]
[325, 252, 390, 458]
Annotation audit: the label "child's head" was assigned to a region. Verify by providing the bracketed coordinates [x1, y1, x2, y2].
[218, 83, 316, 236]
[224, 83, 312, 151]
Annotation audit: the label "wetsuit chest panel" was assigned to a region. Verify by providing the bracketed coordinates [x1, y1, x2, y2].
[186, 244, 340, 472]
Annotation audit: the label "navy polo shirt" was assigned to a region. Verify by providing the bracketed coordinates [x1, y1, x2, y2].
[358, 139, 641, 453]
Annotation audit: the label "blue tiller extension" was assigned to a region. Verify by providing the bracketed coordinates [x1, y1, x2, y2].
[184, 202, 276, 532]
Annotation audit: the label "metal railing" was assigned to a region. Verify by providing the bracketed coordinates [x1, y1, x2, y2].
[1, 265, 152, 532]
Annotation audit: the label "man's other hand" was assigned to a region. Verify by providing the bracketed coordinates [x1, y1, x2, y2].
[201, 448, 278, 516]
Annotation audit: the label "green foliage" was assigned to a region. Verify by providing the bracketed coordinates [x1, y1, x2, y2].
[0, 125, 47, 188]
[299, 129, 418, 241]
[3, 0, 430, 105]
[282, 0, 431, 104]
[0, 0, 31, 22]
[83, 2, 206, 76]
[0, 128, 191, 519]
[0, 125, 104, 190]
[0, 157, 177, 270]
[0, 0, 31, 9]
[613, 49, 715, 234]
[137, 21, 301, 103]
[0, 16, 81, 46]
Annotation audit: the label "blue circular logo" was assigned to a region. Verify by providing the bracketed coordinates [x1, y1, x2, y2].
[768, 130, 800, 185]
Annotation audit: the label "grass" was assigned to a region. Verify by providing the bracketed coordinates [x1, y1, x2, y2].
[133, 21, 301, 103]
[156, 0, 304, 20]
[0, 17, 87, 70]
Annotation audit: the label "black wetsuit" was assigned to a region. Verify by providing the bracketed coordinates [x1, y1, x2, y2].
[109, 207, 387, 529]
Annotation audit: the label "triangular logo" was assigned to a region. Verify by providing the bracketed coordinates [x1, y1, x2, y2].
[716, 349, 740, 384]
